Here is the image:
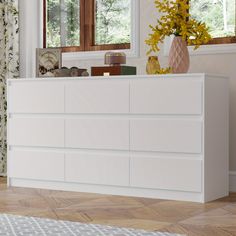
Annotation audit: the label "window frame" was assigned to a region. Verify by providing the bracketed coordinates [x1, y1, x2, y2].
[43, 0, 133, 53]
[206, 37, 236, 45]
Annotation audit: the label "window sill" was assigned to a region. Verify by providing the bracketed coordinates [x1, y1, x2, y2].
[62, 48, 139, 61]
[164, 36, 236, 56]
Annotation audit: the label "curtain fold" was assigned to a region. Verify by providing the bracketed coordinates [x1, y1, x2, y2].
[0, 0, 19, 175]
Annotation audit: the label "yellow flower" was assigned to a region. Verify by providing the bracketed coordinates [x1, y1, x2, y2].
[146, 0, 212, 54]
[157, 67, 172, 74]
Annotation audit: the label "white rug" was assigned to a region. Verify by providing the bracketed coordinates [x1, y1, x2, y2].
[0, 214, 184, 236]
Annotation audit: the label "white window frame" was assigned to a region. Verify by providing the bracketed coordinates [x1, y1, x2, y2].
[40, 0, 140, 61]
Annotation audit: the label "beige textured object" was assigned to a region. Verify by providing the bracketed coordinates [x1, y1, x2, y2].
[168, 37, 190, 73]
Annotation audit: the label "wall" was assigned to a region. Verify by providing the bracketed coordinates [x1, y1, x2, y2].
[190, 55, 236, 171]
[19, 1, 236, 176]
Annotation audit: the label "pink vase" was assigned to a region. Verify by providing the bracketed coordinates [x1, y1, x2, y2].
[168, 36, 190, 73]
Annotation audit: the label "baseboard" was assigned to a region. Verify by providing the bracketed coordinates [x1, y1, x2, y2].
[4, 172, 236, 193]
[9, 178, 204, 203]
[229, 171, 236, 192]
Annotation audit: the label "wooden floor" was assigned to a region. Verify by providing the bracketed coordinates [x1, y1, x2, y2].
[0, 178, 236, 236]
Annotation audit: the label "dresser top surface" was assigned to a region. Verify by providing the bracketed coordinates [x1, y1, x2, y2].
[8, 73, 228, 82]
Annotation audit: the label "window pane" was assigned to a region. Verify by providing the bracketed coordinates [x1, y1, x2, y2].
[190, 0, 235, 38]
[46, 0, 60, 47]
[46, 0, 80, 47]
[95, 0, 131, 45]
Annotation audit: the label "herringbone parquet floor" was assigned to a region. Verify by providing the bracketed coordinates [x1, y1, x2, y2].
[0, 178, 236, 236]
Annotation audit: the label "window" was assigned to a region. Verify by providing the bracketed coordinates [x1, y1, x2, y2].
[190, 0, 236, 44]
[43, 0, 132, 52]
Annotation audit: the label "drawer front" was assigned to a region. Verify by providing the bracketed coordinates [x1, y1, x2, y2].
[8, 150, 64, 181]
[130, 157, 202, 192]
[65, 80, 129, 113]
[130, 119, 202, 153]
[8, 117, 64, 147]
[8, 81, 64, 113]
[65, 153, 129, 186]
[65, 119, 129, 150]
[130, 80, 202, 114]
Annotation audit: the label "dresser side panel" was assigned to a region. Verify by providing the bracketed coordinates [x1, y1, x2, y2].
[204, 75, 229, 202]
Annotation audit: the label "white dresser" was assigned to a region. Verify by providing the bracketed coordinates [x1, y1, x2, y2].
[7, 74, 229, 203]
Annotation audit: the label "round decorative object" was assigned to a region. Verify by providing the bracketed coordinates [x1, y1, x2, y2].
[168, 36, 190, 73]
[81, 71, 89, 76]
[104, 52, 126, 66]
[146, 56, 161, 74]
[70, 67, 80, 77]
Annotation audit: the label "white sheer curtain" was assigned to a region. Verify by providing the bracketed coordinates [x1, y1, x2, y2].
[0, 0, 19, 175]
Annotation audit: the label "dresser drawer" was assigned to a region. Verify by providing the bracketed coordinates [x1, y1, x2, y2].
[130, 79, 202, 114]
[130, 157, 202, 192]
[8, 117, 64, 147]
[8, 150, 64, 181]
[8, 81, 64, 113]
[65, 119, 129, 150]
[65, 80, 129, 114]
[130, 119, 202, 153]
[65, 153, 129, 186]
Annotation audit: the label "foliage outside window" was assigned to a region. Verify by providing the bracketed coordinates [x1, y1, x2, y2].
[190, 0, 236, 44]
[95, 0, 131, 45]
[44, 0, 131, 52]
